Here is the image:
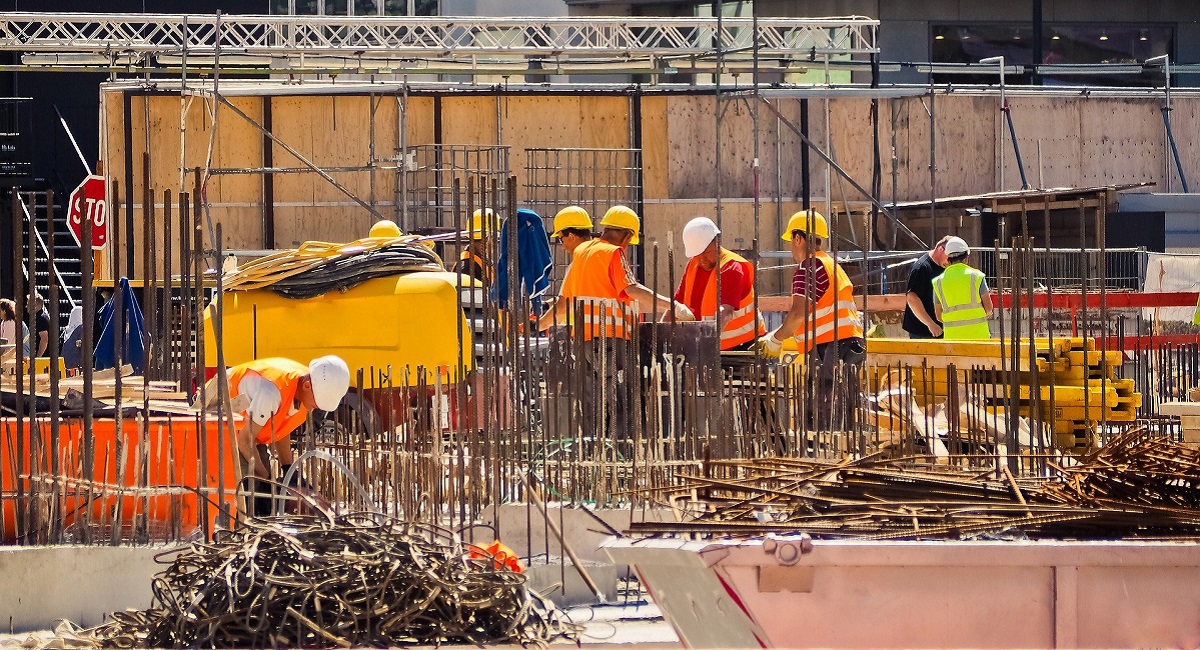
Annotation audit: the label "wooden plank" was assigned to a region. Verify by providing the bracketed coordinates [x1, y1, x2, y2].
[639, 95, 670, 200]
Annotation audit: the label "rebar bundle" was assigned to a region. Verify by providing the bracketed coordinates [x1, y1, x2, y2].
[631, 428, 1200, 540]
[82, 513, 580, 648]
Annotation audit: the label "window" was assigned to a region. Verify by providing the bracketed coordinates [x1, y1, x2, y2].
[271, 0, 439, 16]
[932, 23, 1173, 86]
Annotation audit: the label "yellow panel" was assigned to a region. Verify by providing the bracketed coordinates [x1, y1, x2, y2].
[203, 271, 472, 380]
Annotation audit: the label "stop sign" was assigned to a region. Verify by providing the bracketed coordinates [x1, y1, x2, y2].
[67, 175, 108, 250]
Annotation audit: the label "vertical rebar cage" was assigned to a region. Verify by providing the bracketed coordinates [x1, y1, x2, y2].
[398, 144, 510, 234]
[524, 148, 642, 280]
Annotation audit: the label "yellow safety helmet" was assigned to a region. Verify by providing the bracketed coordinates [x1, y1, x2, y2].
[599, 205, 640, 245]
[468, 208, 501, 240]
[369, 219, 402, 238]
[551, 205, 593, 238]
[781, 210, 829, 241]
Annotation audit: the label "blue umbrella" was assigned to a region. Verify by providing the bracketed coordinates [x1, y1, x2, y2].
[94, 277, 147, 374]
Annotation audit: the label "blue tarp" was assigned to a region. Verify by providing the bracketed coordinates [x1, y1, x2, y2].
[493, 208, 553, 312]
[94, 277, 147, 374]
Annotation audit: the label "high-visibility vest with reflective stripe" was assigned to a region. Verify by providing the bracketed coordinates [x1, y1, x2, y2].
[795, 250, 863, 350]
[229, 358, 310, 445]
[559, 239, 637, 341]
[932, 263, 991, 340]
[1194, 292, 1200, 326]
[679, 248, 766, 349]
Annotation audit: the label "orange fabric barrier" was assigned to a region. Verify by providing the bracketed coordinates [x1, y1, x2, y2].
[0, 416, 240, 542]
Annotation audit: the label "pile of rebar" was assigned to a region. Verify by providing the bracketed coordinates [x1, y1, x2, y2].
[81, 513, 579, 648]
[631, 428, 1200, 540]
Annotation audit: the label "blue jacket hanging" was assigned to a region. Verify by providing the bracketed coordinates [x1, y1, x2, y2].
[493, 208, 553, 312]
[94, 277, 147, 374]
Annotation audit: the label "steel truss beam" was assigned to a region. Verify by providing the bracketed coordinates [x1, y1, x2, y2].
[0, 13, 877, 69]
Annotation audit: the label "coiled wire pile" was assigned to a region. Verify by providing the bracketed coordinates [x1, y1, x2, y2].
[86, 513, 580, 648]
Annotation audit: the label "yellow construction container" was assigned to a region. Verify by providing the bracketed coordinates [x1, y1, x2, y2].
[203, 271, 474, 382]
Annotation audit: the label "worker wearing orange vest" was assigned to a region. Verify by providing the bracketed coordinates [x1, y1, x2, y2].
[537, 205, 691, 338]
[205, 356, 350, 513]
[454, 208, 500, 285]
[675, 216, 766, 350]
[761, 210, 865, 431]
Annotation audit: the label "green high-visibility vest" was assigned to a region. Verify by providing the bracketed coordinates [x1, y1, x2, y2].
[932, 263, 991, 340]
[1193, 292, 1200, 326]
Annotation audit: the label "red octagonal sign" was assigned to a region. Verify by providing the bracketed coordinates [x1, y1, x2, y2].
[67, 175, 108, 250]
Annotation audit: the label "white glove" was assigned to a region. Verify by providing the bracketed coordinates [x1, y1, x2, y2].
[758, 331, 784, 358]
[673, 303, 696, 322]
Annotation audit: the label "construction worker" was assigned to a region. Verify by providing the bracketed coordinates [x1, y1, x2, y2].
[537, 205, 691, 334]
[454, 208, 500, 284]
[932, 236, 993, 340]
[903, 236, 951, 339]
[760, 210, 865, 431]
[549, 205, 594, 255]
[203, 355, 350, 515]
[676, 216, 766, 350]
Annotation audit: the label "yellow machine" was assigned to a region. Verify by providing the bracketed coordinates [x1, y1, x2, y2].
[203, 271, 473, 381]
[202, 236, 480, 434]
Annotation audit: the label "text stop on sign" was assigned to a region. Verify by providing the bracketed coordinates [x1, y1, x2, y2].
[67, 175, 108, 250]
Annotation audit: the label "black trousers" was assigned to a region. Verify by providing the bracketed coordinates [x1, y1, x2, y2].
[811, 337, 867, 432]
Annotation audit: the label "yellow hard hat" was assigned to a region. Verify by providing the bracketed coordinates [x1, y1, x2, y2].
[551, 205, 593, 238]
[369, 220, 402, 238]
[600, 205, 640, 245]
[781, 210, 829, 241]
[468, 208, 501, 240]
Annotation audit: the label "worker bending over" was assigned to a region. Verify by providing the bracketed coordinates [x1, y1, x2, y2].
[537, 205, 691, 334]
[454, 208, 500, 285]
[676, 216, 766, 350]
[205, 355, 351, 514]
[932, 236, 993, 340]
[761, 210, 865, 431]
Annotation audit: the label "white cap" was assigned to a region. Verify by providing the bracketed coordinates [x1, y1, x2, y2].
[308, 355, 351, 411]
[944, 236, 969, 256]
[682, 216, 720, 258]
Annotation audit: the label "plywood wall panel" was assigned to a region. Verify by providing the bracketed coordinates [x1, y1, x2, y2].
[640, 96, 670, 200]
[931, 95, 996, 198]
[441, 96, 498, 146]
[1079, 99, 1164, 188]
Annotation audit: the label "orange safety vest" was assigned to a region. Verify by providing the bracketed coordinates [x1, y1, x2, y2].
[679, 248, 766, 350]
[795, 250, 863, 351]
[457, 250, 493, 284]
[559, 239, 637, 340]
[229, 358, 310, 445]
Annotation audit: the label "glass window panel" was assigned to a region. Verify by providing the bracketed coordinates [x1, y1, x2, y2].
[414, 0, 438, 16]
[271, 0, 290, 15]
[294, 0, 319, 15]
[354, 0, 379, 15]
[932, 23, 1174, 87]
[384, 0, 407, 16]
[327, 0, 349, 15]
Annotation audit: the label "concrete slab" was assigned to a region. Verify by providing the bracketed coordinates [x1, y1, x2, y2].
[0, 545, 169, 633]
[525, 557, 618, 607]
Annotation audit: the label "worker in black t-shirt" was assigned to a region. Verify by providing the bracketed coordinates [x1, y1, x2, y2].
[32, 293, 52, 357]
[901, 236, 951, 339]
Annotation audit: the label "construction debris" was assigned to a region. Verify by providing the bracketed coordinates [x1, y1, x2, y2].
[632, 428, 1200, 540]
[77, 513, 580, 648]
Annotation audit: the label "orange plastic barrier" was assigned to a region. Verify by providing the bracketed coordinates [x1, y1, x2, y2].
[0, 416, 240, 542]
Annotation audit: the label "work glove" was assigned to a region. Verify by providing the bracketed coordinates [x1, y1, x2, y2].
[757, 332, 784, 358]
[673, 303, 696, 322]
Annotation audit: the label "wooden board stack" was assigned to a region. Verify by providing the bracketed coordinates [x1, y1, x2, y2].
[0, 363, 198, 416]
[867, 337, 1142, 453]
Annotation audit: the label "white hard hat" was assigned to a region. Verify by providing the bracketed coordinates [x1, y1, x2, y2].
[682, 216, 720, 258]
[308, 355, 351, 411]
[944, 236, 970, 256]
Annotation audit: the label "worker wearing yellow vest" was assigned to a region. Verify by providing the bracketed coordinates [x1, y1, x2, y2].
[760, 210, 865, 431]
[537, 205, 691, 337]
[454, 208, 500, 285]
[932, 236, 993, 340]
[675, 216, 766, 350]
[204, 356, 350, 514]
